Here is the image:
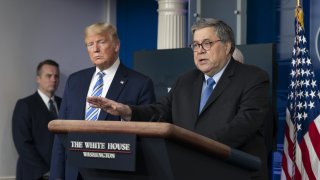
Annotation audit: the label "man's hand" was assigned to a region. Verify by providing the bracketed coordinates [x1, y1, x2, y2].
[87, 96, 132, 121]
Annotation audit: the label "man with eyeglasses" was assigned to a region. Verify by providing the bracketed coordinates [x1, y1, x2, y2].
[49, 23, 156, 180]
[87, 18, 270, 180]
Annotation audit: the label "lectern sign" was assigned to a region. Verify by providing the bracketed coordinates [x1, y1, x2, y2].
[68, 133, 136, 171]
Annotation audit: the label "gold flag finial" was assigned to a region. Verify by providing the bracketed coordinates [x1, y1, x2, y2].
[295, 5, 304, 30]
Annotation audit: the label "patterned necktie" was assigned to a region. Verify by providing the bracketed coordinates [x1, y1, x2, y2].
[49, 99, 58, 118]
[199, 78, 216, 113]
[85, 71, 105, 120]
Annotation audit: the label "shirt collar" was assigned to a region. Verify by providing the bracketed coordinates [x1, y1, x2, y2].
[204, 59, 231, 84]
[95, 57, 120, 76]
[37, 89, 54, 104]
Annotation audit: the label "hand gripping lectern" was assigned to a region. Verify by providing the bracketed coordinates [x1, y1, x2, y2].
[48, 120, 261, 180]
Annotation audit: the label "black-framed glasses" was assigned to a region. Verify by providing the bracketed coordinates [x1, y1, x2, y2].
[189, 40, 221, 51]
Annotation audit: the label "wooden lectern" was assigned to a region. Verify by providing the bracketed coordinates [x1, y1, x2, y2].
[49, 120, 260, 180]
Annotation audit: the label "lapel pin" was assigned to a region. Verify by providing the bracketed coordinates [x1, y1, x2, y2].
[120, 81, 124, 84]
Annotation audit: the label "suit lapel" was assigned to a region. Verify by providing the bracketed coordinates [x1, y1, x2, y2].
[78, 68, 96, 119]
[200, 60, 237, 114]
[190, 71, 205, 125]
[99, 64, 128, 120]
[34, 92, 50, 114]
[54, 96, 61, 109]
[34, 92, 58, 120]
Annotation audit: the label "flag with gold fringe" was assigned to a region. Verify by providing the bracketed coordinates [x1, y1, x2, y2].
[281, 4, 320, 180]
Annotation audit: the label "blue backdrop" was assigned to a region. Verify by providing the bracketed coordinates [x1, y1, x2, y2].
[116, 0, 158, 68]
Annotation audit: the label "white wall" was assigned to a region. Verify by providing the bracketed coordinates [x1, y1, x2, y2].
[0, 0, 106, 178]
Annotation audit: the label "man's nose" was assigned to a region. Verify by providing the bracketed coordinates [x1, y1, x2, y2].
[196, 46, 206, 53]
[93, 43, 100, 52]
[51, 76, 59, 82]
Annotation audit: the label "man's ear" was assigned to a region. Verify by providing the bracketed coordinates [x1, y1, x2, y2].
[225, 42, 231, 55]
[36, 75, 40, 84]
[114, 41, 120, 53]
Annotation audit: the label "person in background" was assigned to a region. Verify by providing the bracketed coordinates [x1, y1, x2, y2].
[87, 18, 271, 180]
[232, 47, 244, 63]
[50, 23, 156, 180]
[12, 59, 61, 180]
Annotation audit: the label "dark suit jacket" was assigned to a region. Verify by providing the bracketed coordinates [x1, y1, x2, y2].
[131, 59, 270, 179]
[12, 92, 61, 180]
[50, 64, 156, 180]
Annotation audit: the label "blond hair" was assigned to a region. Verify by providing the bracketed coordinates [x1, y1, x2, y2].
[84, 23, 119, 43]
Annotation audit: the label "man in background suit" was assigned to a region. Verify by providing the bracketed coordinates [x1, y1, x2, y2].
[50, 23, 156, 179]
[12, 59, 61, 180]
[88, 18, 271, 180]
[233, 47, 244, 63]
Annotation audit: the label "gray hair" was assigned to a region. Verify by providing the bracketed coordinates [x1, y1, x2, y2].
[191, 18, 235, 55]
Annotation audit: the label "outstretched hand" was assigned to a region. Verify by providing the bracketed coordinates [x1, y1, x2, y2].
[87, 96, 132, 121]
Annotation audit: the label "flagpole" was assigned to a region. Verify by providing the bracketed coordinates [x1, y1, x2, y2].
[292, 1, 303, 179]
[292, 17, 298, 177]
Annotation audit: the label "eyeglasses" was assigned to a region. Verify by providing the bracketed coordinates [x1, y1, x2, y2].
[189, 40, 221, 51]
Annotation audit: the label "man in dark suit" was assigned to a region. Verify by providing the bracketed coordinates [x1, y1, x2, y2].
[12, 59, 61, 180]
[49, 23, 156, 180]
[88, 18, 271, 180]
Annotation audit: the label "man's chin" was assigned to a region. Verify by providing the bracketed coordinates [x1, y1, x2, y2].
[48, 88, 57, 94]
[197, 65, 210, 73]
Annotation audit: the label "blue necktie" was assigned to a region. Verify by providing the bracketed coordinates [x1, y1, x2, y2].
[199, 78, 216, 113]
[85, 71, 105, 120]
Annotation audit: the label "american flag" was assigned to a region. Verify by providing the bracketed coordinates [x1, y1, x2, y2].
[281, 7, 320, 180]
